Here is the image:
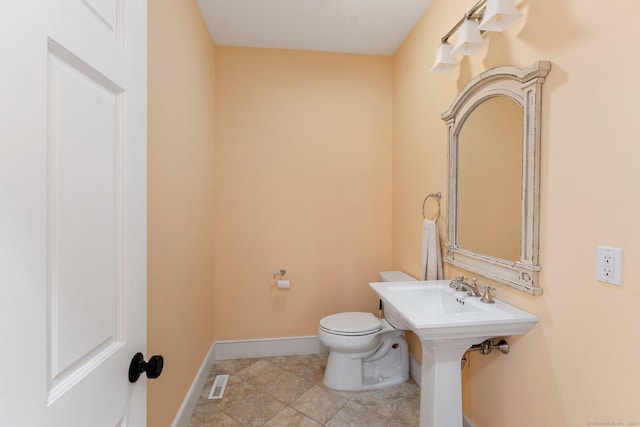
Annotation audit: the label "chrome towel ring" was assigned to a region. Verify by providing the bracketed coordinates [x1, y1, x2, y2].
[422, 192, 442, 222]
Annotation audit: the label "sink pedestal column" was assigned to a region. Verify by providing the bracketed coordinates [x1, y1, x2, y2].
[420, 338, 480, 427]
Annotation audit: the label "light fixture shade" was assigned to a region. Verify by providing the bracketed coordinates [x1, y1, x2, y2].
[478, 0, 523, 32]
[430, 42, 458, 74]
[451, 19, 486, 56]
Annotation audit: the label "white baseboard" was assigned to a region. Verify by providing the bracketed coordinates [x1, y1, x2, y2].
[409, 353, 422, 385]
[171, 342, 217, 427]
[171, 336, 327, 427]
[213, 335, 326, 360]
[464, 415, 477, 427]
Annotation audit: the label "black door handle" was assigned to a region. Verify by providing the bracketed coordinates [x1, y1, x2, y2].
[128, 352, 164, 383]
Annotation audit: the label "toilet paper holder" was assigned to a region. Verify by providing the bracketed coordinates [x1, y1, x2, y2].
[273, 269, 290, 289]
[273, 269, 286, 280]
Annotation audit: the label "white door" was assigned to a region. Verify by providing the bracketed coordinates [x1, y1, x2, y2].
[0, 0, 148, 426]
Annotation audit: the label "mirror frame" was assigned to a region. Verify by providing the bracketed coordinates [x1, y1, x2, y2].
[442, 61, 551, 296]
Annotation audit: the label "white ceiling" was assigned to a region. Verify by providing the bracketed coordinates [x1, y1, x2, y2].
[196, 0, 434, 56]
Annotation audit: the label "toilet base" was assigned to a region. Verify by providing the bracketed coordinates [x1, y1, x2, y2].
[323, 333, 410, 391]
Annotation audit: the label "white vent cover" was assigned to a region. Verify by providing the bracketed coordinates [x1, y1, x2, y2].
[208, 374, 229, 400]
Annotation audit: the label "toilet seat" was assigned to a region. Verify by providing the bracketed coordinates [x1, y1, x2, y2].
[319, 312, 382, 336]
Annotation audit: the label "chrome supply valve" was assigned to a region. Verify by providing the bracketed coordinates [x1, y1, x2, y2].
[480, 340, 493, 355]
[493, 339, 510, 354]
[461, 338, 510, 369]
[475, 338, 510, 356]
[480, 286, 496, 304]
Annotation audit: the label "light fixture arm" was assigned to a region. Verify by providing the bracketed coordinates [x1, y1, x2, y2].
[441, 0, 487, 43]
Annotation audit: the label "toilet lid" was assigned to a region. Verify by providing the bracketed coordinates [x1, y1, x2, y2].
[320, 312, 382, 335]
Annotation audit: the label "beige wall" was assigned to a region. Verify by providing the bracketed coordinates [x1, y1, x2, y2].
[213, 47, 393, 339]
[393, 0, 640, 426]
[147, 0, 216, 425]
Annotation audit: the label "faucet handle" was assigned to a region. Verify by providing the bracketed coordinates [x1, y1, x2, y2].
[454, 276, 468, 291]
[480, 286, 496, 304]
[450, 276, 464, 288]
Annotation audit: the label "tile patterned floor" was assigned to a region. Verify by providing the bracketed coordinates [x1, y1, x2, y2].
[188, 354, 420, 426]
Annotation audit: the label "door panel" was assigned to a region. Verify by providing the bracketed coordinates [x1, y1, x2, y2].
[47, 40, 125, 404]
[80, 0, 120, 37]
[0, 0, 147, 425]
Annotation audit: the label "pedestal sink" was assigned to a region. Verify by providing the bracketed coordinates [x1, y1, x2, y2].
[369, 280, 538, 427]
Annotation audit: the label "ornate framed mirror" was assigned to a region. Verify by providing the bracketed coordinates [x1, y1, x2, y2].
[442, 61, 551, 295]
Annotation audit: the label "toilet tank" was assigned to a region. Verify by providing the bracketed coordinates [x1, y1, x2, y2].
[379, 271, 416, 282]
[377, 271, 416, 330]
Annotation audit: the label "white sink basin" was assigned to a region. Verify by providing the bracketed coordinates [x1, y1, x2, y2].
[370, 280, 538, 340]
[369, 280, 538, 427]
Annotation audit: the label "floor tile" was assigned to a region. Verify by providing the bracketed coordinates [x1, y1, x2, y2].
[384, 419, 417, 427]
[221, 388, 286, 426]
[349, 380, 420, 418]
[206, 376, 259, 413]
[188, 354, 420, 426]
[212, 358, 261, 376]
[290, 385, 349, 424]
[387, 392, 421, 425]
[268, 354, 327, 383]
[189, 406, 243, 427]
[325, 400, 391, 427]
[260, 369, 315, 404]
[237, 359, 287, 387]
[263, 407, 322, 426]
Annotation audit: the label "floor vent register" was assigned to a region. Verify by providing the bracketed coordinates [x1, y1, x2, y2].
[208, 374, 229, 400]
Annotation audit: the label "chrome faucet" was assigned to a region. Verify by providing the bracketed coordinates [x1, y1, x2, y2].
[450, 276, 481, 297]
[461, 278, 482, 297]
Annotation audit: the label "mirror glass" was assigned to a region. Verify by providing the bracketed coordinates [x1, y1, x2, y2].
[457, 97, 522, 261]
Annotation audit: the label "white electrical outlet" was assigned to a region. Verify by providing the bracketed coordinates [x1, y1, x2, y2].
[597, 246, 622, 285]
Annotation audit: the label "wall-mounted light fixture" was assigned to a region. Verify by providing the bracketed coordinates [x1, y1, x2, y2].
[431, 42, 458, 74]
[430, 0, 522, 74]
[479, 0, 522, 31]
[451, 18, 486, 56]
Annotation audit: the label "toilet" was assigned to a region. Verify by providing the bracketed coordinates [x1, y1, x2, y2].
[318, 271, 415, 391]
